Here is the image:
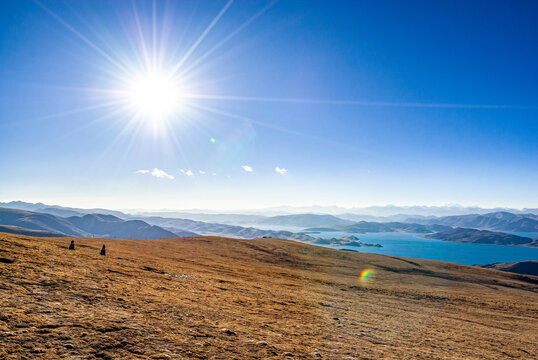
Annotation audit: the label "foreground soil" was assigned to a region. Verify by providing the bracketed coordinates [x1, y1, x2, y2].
[0, 232, 536, 359]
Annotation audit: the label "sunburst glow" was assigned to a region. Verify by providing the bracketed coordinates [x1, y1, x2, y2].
[123, 71, 183, 122]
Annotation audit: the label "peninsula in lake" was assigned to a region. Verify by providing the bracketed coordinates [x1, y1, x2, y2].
[425, 228, 538, 247]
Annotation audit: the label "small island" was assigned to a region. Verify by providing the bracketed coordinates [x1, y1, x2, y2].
[304, 235, 382, 248]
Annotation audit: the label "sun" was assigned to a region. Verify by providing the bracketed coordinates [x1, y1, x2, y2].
[125, 71, 183, 122]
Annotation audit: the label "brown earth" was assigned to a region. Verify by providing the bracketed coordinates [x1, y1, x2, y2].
[0, 232, 536, 359]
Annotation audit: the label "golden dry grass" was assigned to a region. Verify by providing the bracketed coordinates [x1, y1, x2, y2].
[0, 232, 536, 359]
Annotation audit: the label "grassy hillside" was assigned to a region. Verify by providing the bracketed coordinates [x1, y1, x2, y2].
[0, 232, 536, 359]
[0, 225, 65, 238]
[479, 261, 538, 276]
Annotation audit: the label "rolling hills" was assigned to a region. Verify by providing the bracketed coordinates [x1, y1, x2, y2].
[0, 231, 536, 359]
[0, 225, 65, 237]
[478, 261, 538, 276]
[0, 208, 196, 239]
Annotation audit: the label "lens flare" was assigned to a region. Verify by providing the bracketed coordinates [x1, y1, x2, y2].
[359, 269, 374, 283]
[210, 137, 216, 143]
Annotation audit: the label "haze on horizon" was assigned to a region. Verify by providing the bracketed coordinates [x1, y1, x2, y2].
[1, 1, 537, 211]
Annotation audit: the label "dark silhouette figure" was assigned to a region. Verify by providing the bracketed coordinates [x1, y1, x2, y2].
[69, 240, 75, 250]
[100, 245, 106, 256]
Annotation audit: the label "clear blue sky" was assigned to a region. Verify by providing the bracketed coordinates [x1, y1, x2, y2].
[0, 0, 536, 210]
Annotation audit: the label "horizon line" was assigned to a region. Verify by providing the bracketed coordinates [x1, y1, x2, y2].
[1, 199, 536, 214]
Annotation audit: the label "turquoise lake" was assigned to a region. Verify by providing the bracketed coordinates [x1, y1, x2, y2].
[251, 225, 538, 265]
[311, 231, 538, 265]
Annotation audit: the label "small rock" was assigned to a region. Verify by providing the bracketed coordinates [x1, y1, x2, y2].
[284, 352, 293, 357]
[64, 344, 74, 350]
[257, 341, 268, 346]
[4, 331, 13, 336]
[221, 328, 236, 335]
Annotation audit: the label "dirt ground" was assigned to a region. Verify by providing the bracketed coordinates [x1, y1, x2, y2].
[0, 232, 536, 359]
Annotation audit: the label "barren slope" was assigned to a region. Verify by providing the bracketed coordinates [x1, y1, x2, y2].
[0, 232, 536, 359]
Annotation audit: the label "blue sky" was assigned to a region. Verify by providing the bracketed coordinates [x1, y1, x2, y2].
[0, 0, 537, 210]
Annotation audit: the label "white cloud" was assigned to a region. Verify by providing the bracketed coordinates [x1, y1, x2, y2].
[136, 169, 150, 174]
[198, 170, 206, 175]
[275, 167, 287, 174]
[151, 168, 174, 179]
[242, 165, 253, 172]
[180, 169, 194, 176]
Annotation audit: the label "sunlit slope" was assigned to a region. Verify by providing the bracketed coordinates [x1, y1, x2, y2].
[0, 232, 536, 359]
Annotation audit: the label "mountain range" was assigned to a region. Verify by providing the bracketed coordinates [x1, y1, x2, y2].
[407, 212, 538, 232]
[257, 214, 354, 227]
[0, 207, 381, 246]
[1, 202, 538, 248]
[0, 208, 196, 239]
[127, 216, 353, 244]
[3, 201, 538, 221]
[0, 201, 127, 218]
[305, 222, 452, 234]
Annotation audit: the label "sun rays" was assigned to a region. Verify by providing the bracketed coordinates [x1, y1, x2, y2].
[24, 0, 537, 177]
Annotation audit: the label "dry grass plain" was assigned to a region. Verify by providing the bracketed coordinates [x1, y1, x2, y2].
[0, 232, 536, 359]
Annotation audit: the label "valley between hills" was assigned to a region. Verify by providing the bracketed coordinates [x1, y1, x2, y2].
[1, 232, 537, 359]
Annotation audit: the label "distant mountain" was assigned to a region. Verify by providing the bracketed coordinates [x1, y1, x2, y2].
[0, 208, 90, 237]
[245, 204, 538, 217]
[336, 213, 437, 223]
[0, 201, 127, 218]
[35, 207, 84, 218]
[407, 212, 538, 232]
[305, 221, 452, 234]
[0, 225, 66, 237]
[425, 228, 538, 247]
[0, 208, 195, 239]
[478, 261, 538, 276]
[132, 211, 268, 225]
[131, 216, 311, 240]
[129, 215, 381, 246]
[0, 201, 49, 211]
[66, 214, 196, 239]
[258, 214, 353, 227]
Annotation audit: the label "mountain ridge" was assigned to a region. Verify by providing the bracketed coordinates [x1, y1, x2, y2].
[407, 211, 538, 232]
[478, 261, 538, 276]
[425, 228, 538, 247]
[0, 208, 195, 239]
